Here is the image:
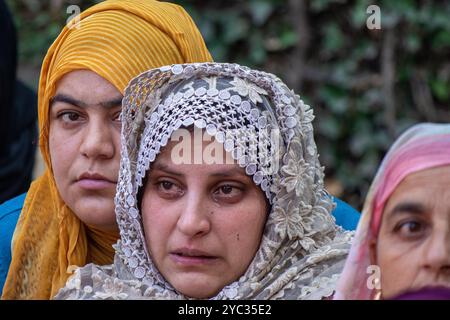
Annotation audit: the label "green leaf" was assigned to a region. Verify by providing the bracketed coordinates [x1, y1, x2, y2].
[222, 15, 249, 44]
[249, 0, 274, 25]
[310, 0, 335, 12]
[317, 114, 341, 138]
[248, 32, 267, 65]
[279, 29, 297, 49]
[405, 33, 421, 53]
[35, 12, 51, 27]
[432, 30, 450, 50]
[350, 0, 371, 28]
[381, 0, 416, 15]
[322, 23, 345, 53]
[430, 79, 450, 101]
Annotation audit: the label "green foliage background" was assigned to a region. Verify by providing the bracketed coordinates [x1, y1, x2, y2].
[7, 0, 450, 209]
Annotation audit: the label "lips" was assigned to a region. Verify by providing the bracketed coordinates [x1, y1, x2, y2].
[76, 172, 116, 190]
[170, 248, 218, 265]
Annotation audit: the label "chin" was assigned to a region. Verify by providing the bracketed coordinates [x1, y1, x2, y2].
[72, 200, 117, 230]
[175, 280, 223, 299]
[180, 288, 220, 299]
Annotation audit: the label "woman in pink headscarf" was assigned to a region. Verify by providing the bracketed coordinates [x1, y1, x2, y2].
[335, 123, 450, 300]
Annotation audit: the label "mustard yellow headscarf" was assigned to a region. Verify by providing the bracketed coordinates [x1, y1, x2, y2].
[2, 0, 212, 299]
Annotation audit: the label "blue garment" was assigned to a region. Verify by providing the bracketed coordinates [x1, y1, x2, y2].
[0, 193, 360, 295]
[331, 196, 360, 231]
[0, 192, 24, 295]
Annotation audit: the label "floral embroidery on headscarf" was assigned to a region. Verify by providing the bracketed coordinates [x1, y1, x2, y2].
[229, 77, 268, 104]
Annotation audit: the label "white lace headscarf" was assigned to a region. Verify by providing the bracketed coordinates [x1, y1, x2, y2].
[55, 63, 352, 300]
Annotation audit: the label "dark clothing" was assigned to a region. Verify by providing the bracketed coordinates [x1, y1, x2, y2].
[0, 0, 38, 203]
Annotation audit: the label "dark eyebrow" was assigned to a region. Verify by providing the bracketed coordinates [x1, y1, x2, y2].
[101, 97, 123, 108]
[151, 162, 248, 179]
[210, 167, 248, 178]
[388, 202, 426, 217]
[50, 94, 86, 108]
[151, 162, 183, 177]
[50, 93, 122, 109]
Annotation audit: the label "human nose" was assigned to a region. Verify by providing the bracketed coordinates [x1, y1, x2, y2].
[176, 193, 211, 238]
[423, 228, 450, 275]
[79, 116, 116, 159]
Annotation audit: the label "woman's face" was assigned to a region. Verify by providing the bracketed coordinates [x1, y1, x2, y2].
[374, 165, 450, 299]
[49, 70, 122, 231]
[141, 132, 268, 298]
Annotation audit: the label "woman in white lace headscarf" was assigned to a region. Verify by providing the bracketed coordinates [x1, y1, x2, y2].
[55, 63, 352, 300]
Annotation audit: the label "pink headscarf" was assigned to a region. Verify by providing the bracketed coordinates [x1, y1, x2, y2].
[334, 123, 450, 300]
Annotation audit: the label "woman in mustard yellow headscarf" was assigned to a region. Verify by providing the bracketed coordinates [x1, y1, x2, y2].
[1, 0, 212, 299]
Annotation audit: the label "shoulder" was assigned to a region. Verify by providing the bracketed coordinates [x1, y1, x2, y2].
[0, 193, 25, 294]
[54, 263, 122, 300]
[0, 193, 25, 228]
[330, 196, 360, 231]
[0, 193, 25, 233]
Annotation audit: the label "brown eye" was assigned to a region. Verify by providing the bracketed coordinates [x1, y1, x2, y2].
[156, 180, 184, 199]
[60, 112, 81, 122]
[402, 221, 422, 233]
[161, 181, 174, 190]
[395, 220, 427, 239]
[220, 185, 233, 194]
[213, 184, 244, 203]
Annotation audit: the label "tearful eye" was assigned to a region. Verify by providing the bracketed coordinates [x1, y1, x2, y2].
[60, 112, 81, 122]
[213, 184, 244, 203]
[220, 185, 233, 194]
[161, 181, 174, 190]
[156, 180, 184, 199]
